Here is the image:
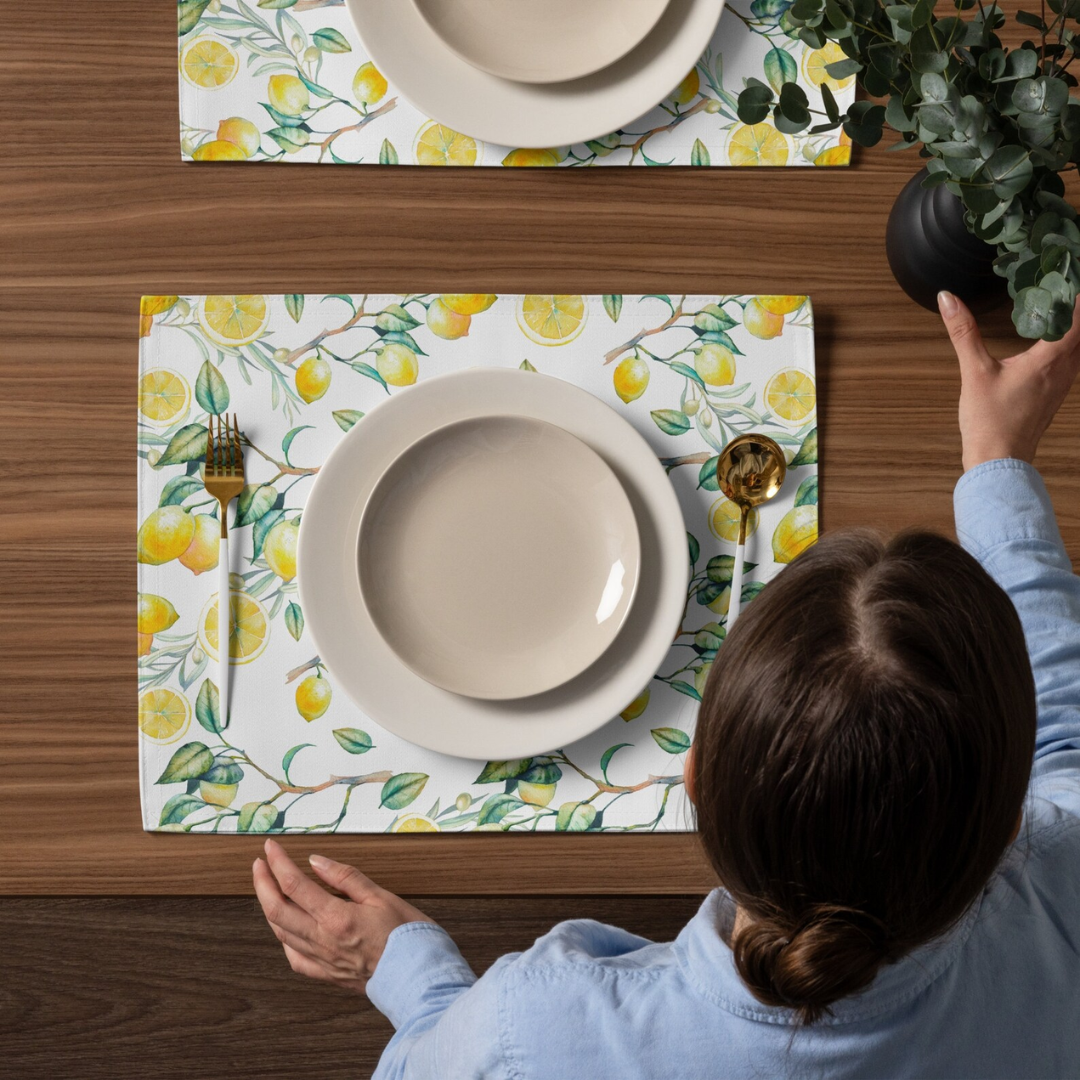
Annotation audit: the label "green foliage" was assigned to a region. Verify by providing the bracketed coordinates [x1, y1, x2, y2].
[736, 0, 1080, 339]
[380, 772, 428, 809]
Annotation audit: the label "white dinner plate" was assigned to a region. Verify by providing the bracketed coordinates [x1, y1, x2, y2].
[357, 414, 641, 700]
[411, 0, 672, 85]
[298, 368, 688, 760]
[344, 0, 726, 149]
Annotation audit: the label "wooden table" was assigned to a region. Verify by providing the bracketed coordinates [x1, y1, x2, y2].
[2, 1, 1078, 1073]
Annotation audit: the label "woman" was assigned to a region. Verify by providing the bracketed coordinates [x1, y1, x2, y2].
[253, 293, 1080, 1079]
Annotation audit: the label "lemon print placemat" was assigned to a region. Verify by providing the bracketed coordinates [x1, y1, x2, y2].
[138, 293, 819, 833]
[177, 2, 854, 167]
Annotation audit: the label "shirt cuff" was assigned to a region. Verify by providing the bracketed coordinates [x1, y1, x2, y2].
[953, 459, 1064, 560]
[366, 921, 476, 1029]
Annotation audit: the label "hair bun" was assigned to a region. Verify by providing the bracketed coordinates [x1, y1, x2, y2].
[733, 905, 890, 1023]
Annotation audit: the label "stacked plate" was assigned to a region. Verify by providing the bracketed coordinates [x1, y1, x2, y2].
[297, 369, 688, 760]
[344, 0, 727, 148]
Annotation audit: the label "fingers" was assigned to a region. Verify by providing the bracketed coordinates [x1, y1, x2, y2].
[938, 291, 993, 373]
[253, 856, 320, 941]
[309, 853, 381, 904]
[263, 839, 334, 916]
[282, 942, 332, 982]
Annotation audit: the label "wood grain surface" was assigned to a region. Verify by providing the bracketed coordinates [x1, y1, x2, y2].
[2, 0, 1078, 895]
[1, 894, 703, 1078]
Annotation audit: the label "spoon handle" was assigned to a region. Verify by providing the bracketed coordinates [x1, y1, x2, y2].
[729, 506, 749, 627]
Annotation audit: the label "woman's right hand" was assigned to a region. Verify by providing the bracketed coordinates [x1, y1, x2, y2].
[938, 291, 1080, 471]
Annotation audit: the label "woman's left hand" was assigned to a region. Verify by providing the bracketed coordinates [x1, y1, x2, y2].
[253, 838, 436, 993]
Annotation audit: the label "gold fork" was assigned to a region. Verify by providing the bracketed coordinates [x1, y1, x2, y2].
[204, 414, 245, 724]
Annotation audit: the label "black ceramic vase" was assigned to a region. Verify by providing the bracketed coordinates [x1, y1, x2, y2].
[886, 167, 1006, 314]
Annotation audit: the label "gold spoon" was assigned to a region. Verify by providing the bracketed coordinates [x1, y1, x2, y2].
[717, 433, 787, 627]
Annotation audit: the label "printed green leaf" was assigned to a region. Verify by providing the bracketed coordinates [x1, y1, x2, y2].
[666, 680, 703, 702]
[195, 678, 222, 734]
[268, 126, 310, 153]
[765, 46, 798, 92]
[312, 27, 352, 53]
[707, 554, 756, 585]
[195, 360, 230, 415]
[237, 802, 279, 833]
[740, 581, 768, 604]
[519, 762, 562, 785]
[251, 508, 285, 560]
[379, 139, 399, 166]
[696, 329, 742, 354]
[333, 728, 374, 754]
[159, 793, 206, 826]
[233, 483, 278, 527]
[519, 359, 537, 372]
[669, 361, 707, 389]
[282, 424, 313, 463]
[474, 759, 532, 784]
[351, 361, 389, 392]
[693, 303, 738, 333]
[376, 304, 421, 333]
[556, 801, 598, 831]
[282, 743, 314, 783]
[694, 623, 725, 652]
[285, 602, 304, 641]
[789, 427, 818, 466]
[159, 475, 204, 507]
[297, 71, 336, 100]
[477, 793, 524, 825]
[651, 727, 693, 753]
[332, 409, 365, 431]
[603, 294, 623, 322]
[690, 138, 711, 166]
[258, 0, 299, 7]
[600, 743, 633, 784]
[201, 755, 243, 785]
[651, 409, 692, 436]
[284, 294, 305, 322]
[795, 475, 819, 506]
[687, 532, 700, 566]
[157, 423, 208, 467]
[178, 0, 212, 35]
[156, 741, 214, 784]
[380, 772, 429, 810]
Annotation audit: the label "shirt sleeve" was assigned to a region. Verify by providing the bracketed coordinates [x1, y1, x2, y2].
[953, 459, 1080, 812]
[367, 921, 506, 1080]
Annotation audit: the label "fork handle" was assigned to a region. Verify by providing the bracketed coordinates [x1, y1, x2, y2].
[728, 540, 746, 628]
[218, 530, 230, 725]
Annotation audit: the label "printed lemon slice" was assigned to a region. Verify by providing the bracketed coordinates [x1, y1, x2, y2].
[197, 591, 270, 665]
[392, 815, 440, 833]
[198, 295, 270, 347]
[727, 123, 790, 167]
[413, 122, 479, 166]
[517, 295, 587, 347]
[180, 38, 238, 90]
[803, 41, 855, 92]
[709, 496, 759, 543]
[139, 369, 191, 425]
[765, 369, 817, 425]
[139, 688, 192, 745]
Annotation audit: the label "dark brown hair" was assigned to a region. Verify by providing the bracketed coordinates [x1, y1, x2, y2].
[693, 530, 1036, 1024]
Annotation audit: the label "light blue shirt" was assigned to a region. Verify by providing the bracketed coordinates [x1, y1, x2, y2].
[369, 459, 1080, 1079]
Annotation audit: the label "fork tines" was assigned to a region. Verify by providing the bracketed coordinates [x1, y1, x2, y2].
[205, 413, 243, 475]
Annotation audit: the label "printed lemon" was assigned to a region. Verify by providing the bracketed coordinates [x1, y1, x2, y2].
[743, 297, 785, 339]
[502, 147, 562, 167]
[709, 496, 758, 543]
[758, 295, 806, 316]
[441, 294, 497, 316]
[517, 295, 587, 346]
[192, 139, 246, 161]
[706, 586, 732, 616]
[181, 38, 238, 90]
[694, 662, 713, 696]
[296, 673, 332, 722]
[263, 519, 299, 582]
[199, 781, 238, 807]
[773, 504, 819, 563]
[392, 815, 440, 833]
[613, 356, 650, 403]
[517, 781, 556, 807]
[803, 41, 855, 91]
[296, 355, 331, 403]
[198, 591, 270, 664]
[217, 116, 261, 157]
[198, 295, 270, 347]
[138, 506, 196, 565]
[138, 369, 190, 425]
[137, 593, 179, 636]
[694, 342, 736, 386]
[353, 61, 388, 106]
[426, 298, 471, 340]
[138, 632, 154, 658]
[268, 73, 310, 116]
[414, 121, 479, 166]
[139, 688, 191, 745]
[179, 513, 220, 574]
[620, 686, 651, 722]
[141, 295, 179, 317]
[814, 144, 851, 167]
[376, 343, 419, 386]
[671, 67, 701, 106]
[765, 368, 817, 424]
[727, 123, 790, 167]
